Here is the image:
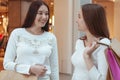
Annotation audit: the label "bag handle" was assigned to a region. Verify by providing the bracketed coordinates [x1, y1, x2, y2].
[97, 42, 109, 47]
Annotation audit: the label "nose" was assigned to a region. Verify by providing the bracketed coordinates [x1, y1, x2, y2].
[42, 14, 47, 19]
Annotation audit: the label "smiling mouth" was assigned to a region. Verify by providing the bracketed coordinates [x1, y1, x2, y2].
[41, 22, 46, 24]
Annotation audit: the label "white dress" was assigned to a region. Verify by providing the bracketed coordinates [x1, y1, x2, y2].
[3, 28, 59, 80]
[71, 38, 110, 80]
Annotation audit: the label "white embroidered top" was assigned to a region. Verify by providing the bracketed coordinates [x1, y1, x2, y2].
[71, 38, 110, 80]
[3, 28, 59, 80]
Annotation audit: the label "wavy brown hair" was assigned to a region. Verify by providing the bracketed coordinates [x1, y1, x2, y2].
[81, 4, 110, 39]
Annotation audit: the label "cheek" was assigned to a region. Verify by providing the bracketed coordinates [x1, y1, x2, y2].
[78, 19, 84, 27]
[34, 17, 40, 22]
[81, 20, 86, 26]
[46, 16, 49, 21]
[78, 20, 87, 31]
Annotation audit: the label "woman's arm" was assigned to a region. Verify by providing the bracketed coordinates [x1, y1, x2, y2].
[84, 45, 108, 80]
[3, 29, 31, 74]
[3, 30, 18, 71]
[49, 35, 59, 80]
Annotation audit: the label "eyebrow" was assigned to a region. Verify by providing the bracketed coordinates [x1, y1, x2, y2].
[37, 10, 48, 12]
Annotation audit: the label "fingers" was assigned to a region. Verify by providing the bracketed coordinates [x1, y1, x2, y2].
[38, 65, 47, 77]
[36, 64, 47, 72]
[91, 41, 100, 49]
[31, 64, 48, 77]
[41, 66, 47, 73]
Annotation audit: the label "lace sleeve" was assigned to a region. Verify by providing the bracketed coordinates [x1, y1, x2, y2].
[49, 35, 59, 80]
[3, 29, 18, 70]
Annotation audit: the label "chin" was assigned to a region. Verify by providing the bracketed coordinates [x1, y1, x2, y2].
[39, 24, 45, 27]
[42, 24, 46, 27]
[42, 23, 46, 26]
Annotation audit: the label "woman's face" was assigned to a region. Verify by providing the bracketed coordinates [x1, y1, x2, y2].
[76, 9, 87, 31]
[34, 5, 49, 28]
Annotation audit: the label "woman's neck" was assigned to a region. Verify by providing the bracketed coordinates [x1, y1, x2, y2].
[84, 32, 99, 46]
[26, 27, 44, 35]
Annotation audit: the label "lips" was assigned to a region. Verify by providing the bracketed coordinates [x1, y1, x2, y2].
[40, 20, 47, 23]
[41, 21, 46, 24]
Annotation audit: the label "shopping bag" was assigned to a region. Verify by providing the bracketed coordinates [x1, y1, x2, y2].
[0, 70, 37, 80]
[98, 38, 120, 80]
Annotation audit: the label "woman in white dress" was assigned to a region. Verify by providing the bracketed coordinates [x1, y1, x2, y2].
[71, 4, 110, 80]
[3, 0, 59, 80]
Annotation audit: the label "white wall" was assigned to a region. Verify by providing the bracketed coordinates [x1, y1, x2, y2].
[54, 0, 73, 74]
[114, 0, 120, 40]
[80, 0, 92, 5]
[72, 0, 81, 51]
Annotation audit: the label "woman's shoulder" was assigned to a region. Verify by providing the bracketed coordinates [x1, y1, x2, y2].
[11, 28, 24, 34]
[99, 38, 111, 45]
[44, 32, 56, 39]
[8, 28, 25, 39]
[43, 32, 57, 44]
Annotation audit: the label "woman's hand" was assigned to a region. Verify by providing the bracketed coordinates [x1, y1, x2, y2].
[30, 64, 47, 77]
[83, 41, 99, 70]
[84, 42, 99, 58]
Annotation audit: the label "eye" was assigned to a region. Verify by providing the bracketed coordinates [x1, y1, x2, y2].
[37, 12, 49, 16]
[45, 12, 49, 15]
[37, 12, 42, 15]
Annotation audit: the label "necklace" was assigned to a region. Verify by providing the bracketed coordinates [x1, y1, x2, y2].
[30, 39, 42, 54]
[33, 47, 39, 54]
[18, 32, 45, 54]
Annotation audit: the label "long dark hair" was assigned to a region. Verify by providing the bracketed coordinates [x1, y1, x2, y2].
[22, 0, 50, 31]
[81, 4, 110, 39]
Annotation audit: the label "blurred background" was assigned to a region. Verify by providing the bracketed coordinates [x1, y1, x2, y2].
[0, 0, 120, 80]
